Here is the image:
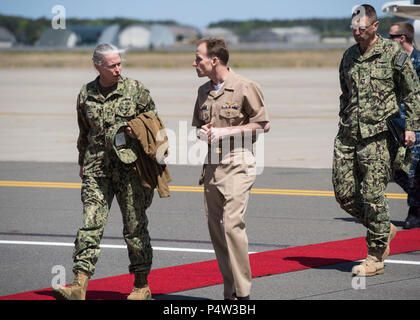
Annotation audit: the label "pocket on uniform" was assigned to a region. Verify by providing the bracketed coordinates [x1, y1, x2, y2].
[370, 68, 393, 90]
[369, 67, 394, 114]
[116, 100, 136, 121]
[199, 110, 211, 122]
[219, 108, 240, 119]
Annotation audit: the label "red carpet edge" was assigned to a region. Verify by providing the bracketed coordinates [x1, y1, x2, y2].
[1, 229, 419, 300]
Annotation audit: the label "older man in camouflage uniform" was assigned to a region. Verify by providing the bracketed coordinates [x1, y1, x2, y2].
[333, 5, 420, 277]
[53, 44, 157, 300]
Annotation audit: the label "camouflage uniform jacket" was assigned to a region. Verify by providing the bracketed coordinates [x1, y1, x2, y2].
[77, 76, 157, 177]
[338, 35, 420, 139]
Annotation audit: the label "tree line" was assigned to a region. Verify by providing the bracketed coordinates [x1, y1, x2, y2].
[0, 14, 405, 45]
[209, 17, 404, 38]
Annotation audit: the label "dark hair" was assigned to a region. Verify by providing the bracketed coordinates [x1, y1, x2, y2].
[352, 4, 377, 23]
[198, 37, 229, 66]
[392, 21, 415, 44]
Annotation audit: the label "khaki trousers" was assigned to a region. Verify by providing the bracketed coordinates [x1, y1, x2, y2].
[203, 149, 256, 298]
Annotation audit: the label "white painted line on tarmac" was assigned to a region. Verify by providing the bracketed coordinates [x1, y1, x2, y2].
[0, 239, 257, 254]
[0, 240, 216, 254]
[2, 241, 418, 262]
[354, 258, 420, 266]
[384, 259, 420, 266]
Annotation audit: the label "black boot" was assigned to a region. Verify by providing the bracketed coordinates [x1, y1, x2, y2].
[403, 206, 420, 229]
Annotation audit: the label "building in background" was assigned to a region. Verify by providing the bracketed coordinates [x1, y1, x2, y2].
[36, 29, 78, 48]
[243, 27, 320, 43]
[149, 24, 175, 48]
[118, 24, 151, 49]
[69, 25, 106, 46]
[169, 24, 200, 44]
[0, 26, 16, 48]
[97, 24, 120, 46]
[200, 27, 239, 44]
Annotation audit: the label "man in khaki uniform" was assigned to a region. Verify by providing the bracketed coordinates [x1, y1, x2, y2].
[192, 38, 270, 300]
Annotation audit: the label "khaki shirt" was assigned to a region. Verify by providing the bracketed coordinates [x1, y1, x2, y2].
[192, 69, 269, 129]
[339, 35, 420, 139]
[77, 76, 157, 177]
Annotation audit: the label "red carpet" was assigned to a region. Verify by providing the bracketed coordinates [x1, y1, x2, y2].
[1, 229, 420, 300]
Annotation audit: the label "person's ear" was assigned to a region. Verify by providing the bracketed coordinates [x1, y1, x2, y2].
[373, 20, 379, 32]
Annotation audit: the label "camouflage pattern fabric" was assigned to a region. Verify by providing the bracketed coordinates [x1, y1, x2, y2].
[333, 36, 420, 251]
[338, 36, 420, 140]
[77, 76, 157, 177]
[394, 131, 420, 207]
[106, 122, 139, 164]
[394, 47, 420, 207]
[333, 131, 394, 251]
[73, 161, 154, 275]
[73, 76, 157, 275]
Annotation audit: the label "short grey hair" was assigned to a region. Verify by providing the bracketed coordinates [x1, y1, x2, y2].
[92, 43, 125, 66]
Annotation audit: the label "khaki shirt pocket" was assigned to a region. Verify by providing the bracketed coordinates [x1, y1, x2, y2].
[199, 109, 211, 123]
[219, 108, 242, 126]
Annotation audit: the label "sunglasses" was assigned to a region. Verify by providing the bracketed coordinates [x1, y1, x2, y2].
[388, 34, 405, 39]
[350, 21, 377, 32]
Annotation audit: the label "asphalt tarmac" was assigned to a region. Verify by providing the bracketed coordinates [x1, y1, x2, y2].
[1, 162, 419, 301]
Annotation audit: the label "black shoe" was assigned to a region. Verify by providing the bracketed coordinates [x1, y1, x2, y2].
[403, 206, 420, 229]
[224, 293, 250, 300]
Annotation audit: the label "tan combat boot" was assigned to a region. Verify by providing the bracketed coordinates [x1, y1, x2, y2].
[127, 272, 152, 300]
[52, 269, 90, 300]
[382, 223, 397, 261]
[352, 250, 384, 277]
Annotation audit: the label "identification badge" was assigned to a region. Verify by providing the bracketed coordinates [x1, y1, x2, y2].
[115, 132, 126, 147]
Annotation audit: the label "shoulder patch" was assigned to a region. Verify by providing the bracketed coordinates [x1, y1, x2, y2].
[396, 53, 408, 67]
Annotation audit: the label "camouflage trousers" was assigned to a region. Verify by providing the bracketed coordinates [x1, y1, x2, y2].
[393, 131, 420, 207]
[73, 164, 154, 275]
[332, 131, 395, 252]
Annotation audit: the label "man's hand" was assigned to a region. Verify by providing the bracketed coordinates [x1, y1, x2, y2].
[209, 127, 230, 144]
[199, 123, 230, 144]
[199, 123, 213, 144]
[197, 128, 209, 141]
[79, 166, 83, 179]
[405, 130, 416, 146]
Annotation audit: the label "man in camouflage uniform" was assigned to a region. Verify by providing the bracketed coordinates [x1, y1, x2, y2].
[53, 44, 157, 300]
[332, 5, 420, 277]
[389, 22, 420, 229]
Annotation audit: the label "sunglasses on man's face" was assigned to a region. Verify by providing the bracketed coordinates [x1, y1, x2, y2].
[388, 34, 405, 39]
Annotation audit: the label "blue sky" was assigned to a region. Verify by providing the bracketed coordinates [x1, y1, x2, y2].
[0, 0, 397, 28]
